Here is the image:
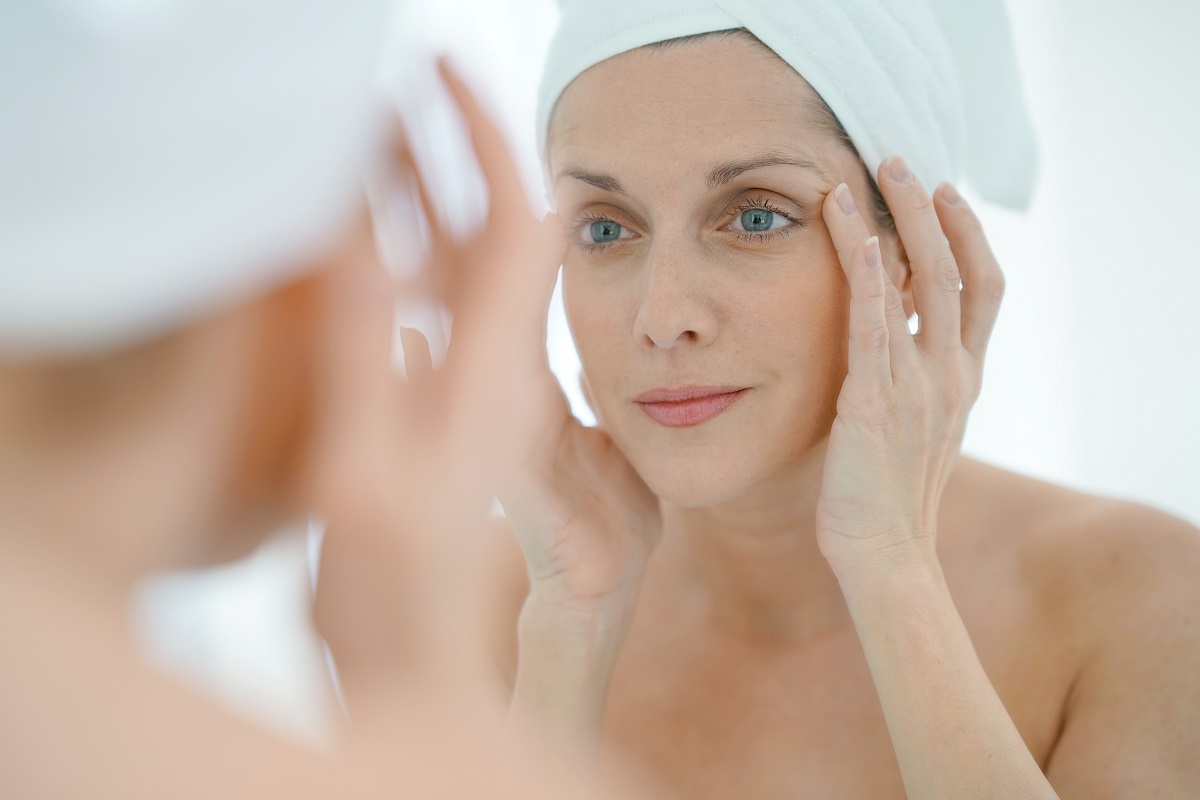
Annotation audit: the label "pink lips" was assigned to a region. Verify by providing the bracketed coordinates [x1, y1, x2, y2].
[635, 386, 747, 428]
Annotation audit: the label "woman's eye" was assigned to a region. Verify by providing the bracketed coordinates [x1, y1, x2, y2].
[582, 219, 631, 245]
[733, 208, 790, 233]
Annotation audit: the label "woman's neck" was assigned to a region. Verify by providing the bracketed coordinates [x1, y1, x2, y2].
[655, 439, 851, 643]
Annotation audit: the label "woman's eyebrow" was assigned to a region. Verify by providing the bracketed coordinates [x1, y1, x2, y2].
[706, 153, 831, 190]
[556, 151, 828, 196]
[557, 167, 626, 195]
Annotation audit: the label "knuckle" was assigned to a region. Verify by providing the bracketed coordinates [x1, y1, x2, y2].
[840, 391, 901, 434]
[884, 284, 907, 319]
[864, 321, 892, 352]
[928, 251, 962, 293]
[853, 320, 890, 353]
[982, 269, 1007, 302]
[942, 363, 981, 408]
[944, 381, 972, 409]
[861, 274, 888, 301]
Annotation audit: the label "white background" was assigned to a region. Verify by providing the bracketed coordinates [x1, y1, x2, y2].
[134, 0, 1200, 741]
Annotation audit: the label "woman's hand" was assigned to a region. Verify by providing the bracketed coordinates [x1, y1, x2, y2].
[312, 60, 568, 716]
[499, 378, 662, 740]
[496, 233, 662, 745]
[313, 59, 657, 743]
[815, 161, 1061, 800]
[500, 384, 662, 618]
[815, 157, 1004, 576]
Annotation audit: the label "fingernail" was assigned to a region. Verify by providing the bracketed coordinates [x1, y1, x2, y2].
[888, 156, 914, 184]
[835, 183, 859, 217]
[865, 236, 882, 269]
[939, 182, 966, 207]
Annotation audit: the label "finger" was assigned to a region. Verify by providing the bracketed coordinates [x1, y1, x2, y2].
[822, 184, 920, 373]
[308, 223, 404, 512]
[879, 245, 917, 373]
[325, 219, 402, 412]
[392, 134, 460, 303]
[878, 156, 962, 354]
[934, 183, 1005, 359]
[823, 184, 892, 388]
[436, 58, 530, 221]
[439, 217, 567, 525]
[512, 215, 568, 375]
[393, 136, 439, 238]
[451, 215, 565, 403]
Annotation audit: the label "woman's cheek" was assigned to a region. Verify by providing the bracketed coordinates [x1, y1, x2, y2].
[561, 261, 628, 387]
[748, 256, 849, 400]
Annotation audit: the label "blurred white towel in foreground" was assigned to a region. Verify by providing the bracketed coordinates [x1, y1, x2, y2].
[0, 0, 398, 355]
[538, 0, 1037, 210]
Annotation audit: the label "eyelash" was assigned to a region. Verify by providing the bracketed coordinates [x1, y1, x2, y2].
[575, 212, 621, 256]
[730, 196, 803, 245]
[571, 196, 804, 254]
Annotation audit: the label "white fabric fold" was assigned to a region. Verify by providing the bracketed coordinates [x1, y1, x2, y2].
[0, 0, 399, 355]
[538, 0, 1037, 210]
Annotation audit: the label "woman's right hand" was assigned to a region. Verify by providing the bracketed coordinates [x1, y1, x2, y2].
[498, 358, 662, 741]
[501, 372, 662, 619]
[490, 210, 664, 736]
[496, 237, 662, 745]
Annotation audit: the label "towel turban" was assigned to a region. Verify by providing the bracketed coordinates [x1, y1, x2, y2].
[0, 0, 397, 356]
[538, 0, 1037, 210]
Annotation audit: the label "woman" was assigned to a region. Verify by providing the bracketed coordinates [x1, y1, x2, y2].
[0, 2, 635, 797]
[486, 3, 1200, 797]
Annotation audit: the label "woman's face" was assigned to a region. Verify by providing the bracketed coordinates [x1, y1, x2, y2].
[550, 35, 897, 508]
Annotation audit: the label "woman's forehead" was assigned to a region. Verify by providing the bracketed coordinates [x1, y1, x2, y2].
[550, 36, 830, 175]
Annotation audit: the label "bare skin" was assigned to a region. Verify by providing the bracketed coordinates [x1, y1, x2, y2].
[484, 34, 1200, 799]
[490, 457, 1200, 798]
[0, 63, 639, 800]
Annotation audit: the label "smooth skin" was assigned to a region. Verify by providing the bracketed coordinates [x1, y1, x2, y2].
[486, 35, 1200, 798]
[0, 62, 639, 800]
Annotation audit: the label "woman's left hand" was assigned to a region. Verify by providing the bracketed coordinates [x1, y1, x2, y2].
[815, 157, 1004, 576]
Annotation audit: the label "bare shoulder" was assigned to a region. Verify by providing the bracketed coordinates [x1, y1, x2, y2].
[953, 459, 1200, 795]
[951, 458, 1200, 605]
[986, 462, 1200, 629]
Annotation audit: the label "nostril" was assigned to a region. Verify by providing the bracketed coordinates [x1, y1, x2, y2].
[643, 328, 700, 349]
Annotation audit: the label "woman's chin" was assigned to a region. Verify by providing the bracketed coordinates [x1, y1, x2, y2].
[635, 455, 762, 510]
[624, 431, 830, 510]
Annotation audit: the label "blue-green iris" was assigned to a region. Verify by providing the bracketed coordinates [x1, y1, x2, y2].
[589, 220, 623, 243]
[740, 208, 776, 232]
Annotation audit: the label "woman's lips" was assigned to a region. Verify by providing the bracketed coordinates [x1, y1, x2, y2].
[635, 386, 748, 428]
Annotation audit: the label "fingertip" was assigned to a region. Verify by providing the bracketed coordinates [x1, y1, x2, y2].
[935, 182, 968, 208]
[881, 155, 915, 186]
[834, 183, 859, 218]
[864, 236, 883, 270]
[436, 56, 472, 105]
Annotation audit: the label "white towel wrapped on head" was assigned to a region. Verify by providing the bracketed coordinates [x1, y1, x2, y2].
[0, 0, 398, 356]
[538, 0, 1037, 210]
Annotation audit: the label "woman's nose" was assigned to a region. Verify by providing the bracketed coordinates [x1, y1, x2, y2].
[632, 242, 719, 350]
